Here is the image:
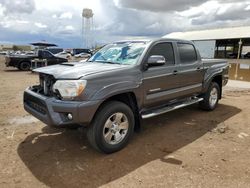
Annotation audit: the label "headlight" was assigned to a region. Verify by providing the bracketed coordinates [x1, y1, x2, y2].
[53, 80, 87, 99]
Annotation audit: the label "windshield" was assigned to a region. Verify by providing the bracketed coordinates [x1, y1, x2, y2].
[88, 41, 148, 65]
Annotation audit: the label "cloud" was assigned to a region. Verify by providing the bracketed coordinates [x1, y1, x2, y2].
[0, 26, 82, 48]
[0, 19, 30, 30]
[117, 0, 250, 12]
[59, 12, 73, 19]
[97, 0, 190, 38]
[65, 25, 74, 31]
[0, 0, 35, 14]
[187, 1, 250, 25]
[246, 4, 250, 10]
[117, 0, 208, 12]
[16, 20, 29, 24]
[35, 22, 47, 28]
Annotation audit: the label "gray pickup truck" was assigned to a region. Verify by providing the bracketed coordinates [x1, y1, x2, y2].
[23, 38, 229, 153]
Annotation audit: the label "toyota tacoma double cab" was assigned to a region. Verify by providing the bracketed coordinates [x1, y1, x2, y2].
[5, 50, 68, 71]
[23, 39, 229, 153]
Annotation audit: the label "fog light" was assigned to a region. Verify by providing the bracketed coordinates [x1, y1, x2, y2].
[67, 113, 73, 120]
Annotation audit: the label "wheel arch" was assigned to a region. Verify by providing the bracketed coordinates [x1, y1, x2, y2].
[91, 92, 141, 132]
[18, 60, 31, 69]
[203, 74, 223, 99]
[211, 75, 222, 99]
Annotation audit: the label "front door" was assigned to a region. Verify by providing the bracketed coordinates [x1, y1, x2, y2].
[142, 42, 179, 109]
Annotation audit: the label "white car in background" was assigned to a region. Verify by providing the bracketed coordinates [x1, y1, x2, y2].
[74, 52, 91, 58]
[0, 51, 8, 56]
[55, 51, 72, 59]
[79, 58, 88, 63]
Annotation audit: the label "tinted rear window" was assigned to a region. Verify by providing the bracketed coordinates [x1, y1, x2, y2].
[177, 43, 197, 64]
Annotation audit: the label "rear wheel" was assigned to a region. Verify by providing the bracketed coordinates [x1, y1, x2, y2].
[199, 82, 220, 111]
[18, 62, 31, 71]
[87, 101, 134, 153]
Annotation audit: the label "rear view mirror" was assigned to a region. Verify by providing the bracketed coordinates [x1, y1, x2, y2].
[147, 55, 166, 67]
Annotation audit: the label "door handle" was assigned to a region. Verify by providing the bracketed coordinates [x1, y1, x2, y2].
[173, 70, 178, 75]
[196, 67, 202, 71]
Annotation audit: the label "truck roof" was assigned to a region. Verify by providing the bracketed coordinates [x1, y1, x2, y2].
[115, 38, 193, 44]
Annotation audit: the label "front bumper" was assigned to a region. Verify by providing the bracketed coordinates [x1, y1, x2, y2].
[23, 87, 101, 127]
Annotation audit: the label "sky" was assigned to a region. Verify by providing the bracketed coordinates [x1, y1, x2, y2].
[0, 0, 250, 47]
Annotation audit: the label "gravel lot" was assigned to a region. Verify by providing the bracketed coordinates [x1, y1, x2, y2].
[0, 56, 250, 188]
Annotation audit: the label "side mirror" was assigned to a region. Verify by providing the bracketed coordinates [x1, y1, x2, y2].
[147, 55, 166, 67]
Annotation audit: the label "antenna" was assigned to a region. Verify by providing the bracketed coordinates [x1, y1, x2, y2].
[82, 8, 94, 49]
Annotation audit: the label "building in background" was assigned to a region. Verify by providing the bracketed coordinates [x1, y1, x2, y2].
[163, 26, 250, 59]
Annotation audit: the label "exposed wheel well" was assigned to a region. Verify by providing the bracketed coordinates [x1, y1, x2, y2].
[94, 92, 141, 132]
[211, 75, 222, 99]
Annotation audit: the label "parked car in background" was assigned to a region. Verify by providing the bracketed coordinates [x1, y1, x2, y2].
[0, 51, 8, 56]
[25, 51, 35, 56]
[46, 47, 64, 55]
[55, 51, 72, 59]
[79, 59, 88, 63]
[72, 48, 92, 56]
[243, 52, 250, 59]
[74, 52, 91, 58]
[24, 39, 229, 153]
[5, 50, 68, 71]
[226, 52, 250, 59]
[227, 52, 238, 59]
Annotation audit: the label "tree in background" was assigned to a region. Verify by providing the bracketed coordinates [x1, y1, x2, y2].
[13, 45, 19, 51]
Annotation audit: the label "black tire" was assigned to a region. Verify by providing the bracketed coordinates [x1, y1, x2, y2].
[18, 62, 31, 71]
[199, 82, 220, 111]
[87, 101, 135, 154]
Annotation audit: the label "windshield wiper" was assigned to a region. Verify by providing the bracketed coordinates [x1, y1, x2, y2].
[105, 62, 121, 65]
[95, 60, 121, 65]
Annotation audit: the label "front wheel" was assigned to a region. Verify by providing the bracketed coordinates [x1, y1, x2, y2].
[199, 82, 220, 111]
[87, 101, 135, 153]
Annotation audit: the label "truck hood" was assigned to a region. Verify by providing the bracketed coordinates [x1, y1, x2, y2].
[33, 62, 130, 79]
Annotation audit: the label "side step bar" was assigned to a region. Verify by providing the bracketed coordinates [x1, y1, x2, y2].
[141, 97, 203, 119]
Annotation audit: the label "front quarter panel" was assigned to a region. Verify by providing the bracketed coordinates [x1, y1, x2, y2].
[81, 67, 143, 107]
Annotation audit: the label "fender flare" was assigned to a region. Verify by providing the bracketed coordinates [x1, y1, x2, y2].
[202, 71, 223, 93]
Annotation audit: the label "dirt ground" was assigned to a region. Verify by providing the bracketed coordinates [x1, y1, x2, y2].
[0, 56, 250, 188]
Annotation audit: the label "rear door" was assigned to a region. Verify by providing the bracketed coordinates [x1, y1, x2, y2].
[142, 42, 179, 108]
[175, 42, 204, 97]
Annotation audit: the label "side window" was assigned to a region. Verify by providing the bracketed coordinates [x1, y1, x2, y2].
[148, 42, 175, 65]
[43, 51, 53, 58]
[177, 43, 197, 64]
